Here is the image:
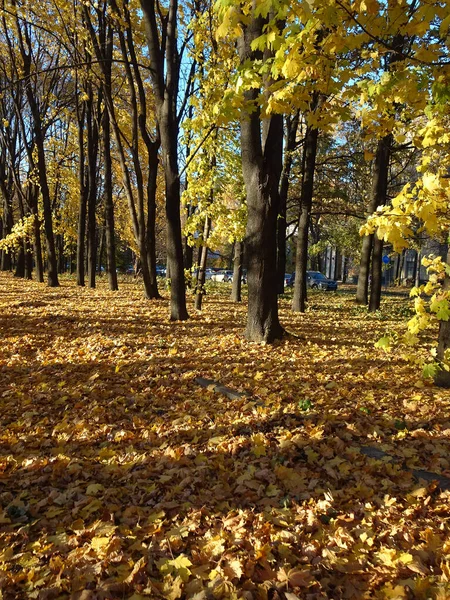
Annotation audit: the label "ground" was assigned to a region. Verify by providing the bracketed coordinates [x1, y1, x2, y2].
[0, 272, 449, 600]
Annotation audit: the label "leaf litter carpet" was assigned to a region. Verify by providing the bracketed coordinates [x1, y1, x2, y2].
[1, 273, 450, 599]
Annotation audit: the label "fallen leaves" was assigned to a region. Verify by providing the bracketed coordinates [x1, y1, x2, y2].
[0, 274, 450, 598]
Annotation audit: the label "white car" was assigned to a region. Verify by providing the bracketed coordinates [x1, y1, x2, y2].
[211, 270, 233, 282]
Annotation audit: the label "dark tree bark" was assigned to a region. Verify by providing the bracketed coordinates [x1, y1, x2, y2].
[356, 134, 392, 305]
[140, 0, 188, 319]
[195, 216, 211, 311]
[0, 183, 13, 272]
[14, 12, 59, 287]
[277, 111, 300, 294]
[368, 134, 392, 311]
[86, 88, 100, 289]
[14, 244, 25, 278]
[237, 15, 284, 342]
[293, 109, 319, 313]
[24, 239, 32, 279]
[76, 94, 87, 287]
[86, 0, 160, 298]
[28, 184, 44, 282]
[231, 241, 243, 303]
[102, 106, 118, 291]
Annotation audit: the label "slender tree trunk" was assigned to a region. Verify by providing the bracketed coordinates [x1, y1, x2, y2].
[231, 241, 243, 303]
[29, 185, 44, 282]
[24, 239, 32, 279]
[86, 91, 99, 289]
[77, 103, 87, 287]
[102, 108, 118, 291]
[144, 142, 160, 298]
[277, 112, 300, 294]
[434, 243, 450, 387]
[357, 134, 391, 305]
[140, 0, 187, 319]
[342, 256, 348, 283]
[369, 238, 383, 311]
[293, 121, 319, 313]
[415, 250, 421, 287]
[195, 216, 211, 311]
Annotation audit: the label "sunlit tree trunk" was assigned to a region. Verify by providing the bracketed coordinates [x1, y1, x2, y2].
[357, 135, 391, 305]
[368, 134, 392, 311]
[231, 241, 243, 303]
[277, 111, 300, 294]
[140, 0, 188, 319]
[237, 15, 283, 342]
[435, 243, 450, 387]
[195, 216, 211, 311]
[293, 112, 319, 313]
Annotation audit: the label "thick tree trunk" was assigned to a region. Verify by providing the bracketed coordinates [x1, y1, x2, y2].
[237, 16, 283, 341]
[231, 241, 243, 303]
[293, 123, 319, 313]
[165, 168, 188, 319]
[14, 244, 25, 278]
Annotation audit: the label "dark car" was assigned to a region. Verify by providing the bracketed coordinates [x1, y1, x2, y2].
[287, 271, 338, 291]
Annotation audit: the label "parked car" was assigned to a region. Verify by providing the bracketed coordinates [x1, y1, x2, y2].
[287, 271, 338, 291]
[284, 273, 292, 286]
[156, 266, 166, 277]
[230, 269, 247, 284]
[211, 270, 233, 282]
[192, 268, 215, 280]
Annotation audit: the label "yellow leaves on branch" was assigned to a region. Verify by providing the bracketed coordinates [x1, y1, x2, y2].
[361, 172, 450, 252]
[0, 215, 36, 253]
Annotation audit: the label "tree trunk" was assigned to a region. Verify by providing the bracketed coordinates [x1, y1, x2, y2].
[293, 120, 319, 313]
[29, 185, 44, 282]
[231, 241, 243, 303]
[369, 237, 383, 311]
[368, 134, 392, 311]
[342, 256, 348, 283]
[434, 244, 450, 387]
[86, 90, 99, 289]
[14, 244, 25, 278]
[140, 0, 187, 318]
[277, 111, 299, 294]
[356, 234, 374, 304]
[77, 102, 87, 287]
[357, 134, 391, 305]
[102, 107, 118, 291]
[24, 239, 32, 279]
[415, 250, 421, 287]
[195, 216, 211, 311]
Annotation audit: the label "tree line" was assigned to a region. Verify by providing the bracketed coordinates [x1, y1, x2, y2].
[1, 0, 450, 381]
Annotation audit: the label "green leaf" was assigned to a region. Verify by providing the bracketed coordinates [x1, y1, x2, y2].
[375, 336, 391, 351]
